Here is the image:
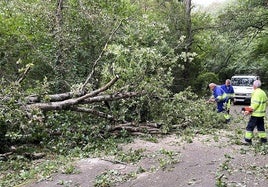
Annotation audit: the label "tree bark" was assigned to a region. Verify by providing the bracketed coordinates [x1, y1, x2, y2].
[26, 75, 145, 112]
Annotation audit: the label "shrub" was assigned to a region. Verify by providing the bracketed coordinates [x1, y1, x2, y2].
[194, 72, 219, 96]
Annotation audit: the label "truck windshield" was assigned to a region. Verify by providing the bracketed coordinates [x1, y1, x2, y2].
[231, 78, 255, 86]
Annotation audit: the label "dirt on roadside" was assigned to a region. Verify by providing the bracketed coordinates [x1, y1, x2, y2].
[25, 105, 268, 187]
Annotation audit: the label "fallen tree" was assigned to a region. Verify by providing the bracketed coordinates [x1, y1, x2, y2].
[26, 76, 143, 119]
[21, 75, 160, 135]
[0, 16, 172, 149]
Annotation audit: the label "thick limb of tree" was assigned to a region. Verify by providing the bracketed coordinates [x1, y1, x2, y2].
[82, 91, 145, 104]
[26, 92, 74, 103]
[26, 74, 145, 113]
[28, 90, 143, 111]
[109, 122, 162, 135]
[26, 75, 119, 105]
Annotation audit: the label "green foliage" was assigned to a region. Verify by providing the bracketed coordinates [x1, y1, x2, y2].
[94, 169, 124, 187]
[114, 148, 144, 164]
[43, 111, 112, 155]
[211, 0, 268, 81]
[153, 88, 227, 134]
[102, 14, 176, 90]
[0, 76, 60, 153]
[98, 12, 178, 123]
[215, 173, 227, 187]
[158, 148, 179, 170]
[193, 72, 219, 96]
[0, 80, 28, 150]
[61, 164, 79, 174]
[0, 152, 74, 187]
[251, 36, 268, 58]
[0, 0, 55, 84]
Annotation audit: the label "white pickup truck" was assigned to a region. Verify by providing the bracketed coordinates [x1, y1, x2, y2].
[231, 75, 260, 104]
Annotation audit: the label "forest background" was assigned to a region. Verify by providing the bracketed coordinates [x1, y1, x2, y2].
[1, 0, 268, 186]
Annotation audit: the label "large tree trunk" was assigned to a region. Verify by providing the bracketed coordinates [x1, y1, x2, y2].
[182, 0, 194, 89]
[26, 75, 144, 112]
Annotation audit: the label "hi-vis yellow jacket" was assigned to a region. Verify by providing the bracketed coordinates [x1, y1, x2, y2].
[250, 88, 267, 117]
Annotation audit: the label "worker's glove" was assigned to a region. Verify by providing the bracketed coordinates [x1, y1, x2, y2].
[207, 98, 215, 103]
[241, 106, 253, 115]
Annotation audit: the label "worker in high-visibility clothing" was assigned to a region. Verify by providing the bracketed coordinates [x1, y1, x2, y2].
[221, 79, 235, 114]
[221, 79, 235, 122]
[243, 80, 267, 144]
[208, 83, 227, 113]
